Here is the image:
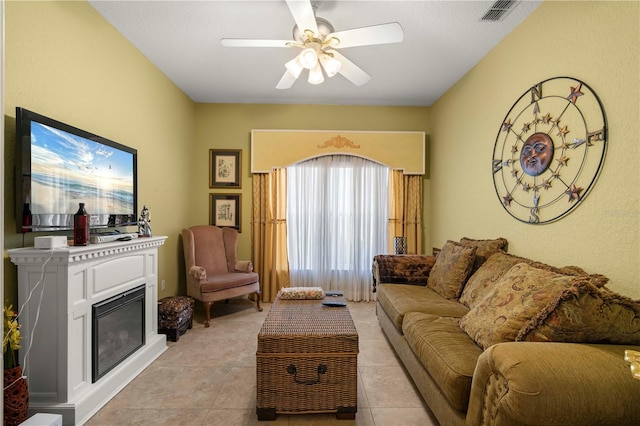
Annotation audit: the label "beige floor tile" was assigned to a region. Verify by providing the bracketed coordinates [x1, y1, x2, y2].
[353, 320, 385, 340]
[203, 409, 288, 426]
[357, 338, 401, 367]
[370, 407, 439, 426]
[356, 371, 369, 408]
[86, 407, 209, 425]
[359, 365, 425, 408]
[213, 366, 258, 409]
[106, 364, 230, 409]
[86, 298, 439, 425]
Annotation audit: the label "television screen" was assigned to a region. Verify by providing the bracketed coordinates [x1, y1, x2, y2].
[16, 107, 138, 232]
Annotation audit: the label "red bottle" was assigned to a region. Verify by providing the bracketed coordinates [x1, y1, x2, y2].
[73, 203, 89, 246]
[22, 203, 32, 233]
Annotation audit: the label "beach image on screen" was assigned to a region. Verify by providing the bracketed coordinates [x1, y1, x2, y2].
[30, 121, 135, 215]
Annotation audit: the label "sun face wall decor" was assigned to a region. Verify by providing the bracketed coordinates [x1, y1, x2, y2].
[492, 77, 607, 224]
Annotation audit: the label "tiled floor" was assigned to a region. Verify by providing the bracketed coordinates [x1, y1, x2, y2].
[86, 298, 439, 426]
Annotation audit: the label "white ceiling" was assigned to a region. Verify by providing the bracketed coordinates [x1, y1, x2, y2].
[88, 0, 541, 107]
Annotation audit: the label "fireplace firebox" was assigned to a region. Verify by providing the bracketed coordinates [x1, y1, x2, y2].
[92, 285, 146, 383]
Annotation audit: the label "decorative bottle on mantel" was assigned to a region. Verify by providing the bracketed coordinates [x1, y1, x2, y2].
[21, 203, 32, 234]
[73, 203, 89, 246]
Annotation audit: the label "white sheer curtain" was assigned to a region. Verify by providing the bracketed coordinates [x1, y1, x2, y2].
[286, 155, 389, 301]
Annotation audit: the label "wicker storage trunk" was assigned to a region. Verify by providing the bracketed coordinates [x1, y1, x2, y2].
[256, 297, 359, 420]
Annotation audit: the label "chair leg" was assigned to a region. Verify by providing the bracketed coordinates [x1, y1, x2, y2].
[204, 301, 213, 327]
[255, 290, 263, 312]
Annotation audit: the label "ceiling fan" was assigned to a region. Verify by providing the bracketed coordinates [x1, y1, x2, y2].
[220, 0, 404, 89]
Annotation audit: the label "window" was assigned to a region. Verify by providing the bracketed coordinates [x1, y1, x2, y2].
[286, 155, 388, 301]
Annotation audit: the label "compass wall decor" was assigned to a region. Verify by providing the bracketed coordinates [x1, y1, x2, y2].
[492, 77, 607, 224]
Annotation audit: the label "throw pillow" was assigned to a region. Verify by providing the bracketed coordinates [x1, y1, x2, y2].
[459, 263, 598, 350]
[517, 283, 640, 345]
[373, 255, 436, 287]
[459, 237, 508, 273]
[279, 287, 325, 300]
[427, 240, 477, 300]
[458, 251, 609, 309]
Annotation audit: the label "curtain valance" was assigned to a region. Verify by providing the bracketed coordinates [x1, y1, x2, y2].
[251, 129, 425, 175]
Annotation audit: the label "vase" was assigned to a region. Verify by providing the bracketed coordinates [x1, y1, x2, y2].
[394, 236, 407, 255]
[4, 365, 29, 426]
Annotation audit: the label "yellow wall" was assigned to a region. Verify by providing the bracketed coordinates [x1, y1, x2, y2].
[194, 104, 430, 258]
[4, 0, 638, 303]
[429, 1, 639, 298]
[2, 1, 430, 304]
[3, 1, 195, 301]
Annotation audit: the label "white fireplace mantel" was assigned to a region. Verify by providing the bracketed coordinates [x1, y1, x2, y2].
[8, 236, 168, 425]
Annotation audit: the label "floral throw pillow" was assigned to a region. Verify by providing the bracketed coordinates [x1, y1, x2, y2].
[517, 282, 640, 345]
[459, 263, 597, 350]
[458, 251, 609, 309]
[426, 240, 477, 300]
[279, 287, 325, 300]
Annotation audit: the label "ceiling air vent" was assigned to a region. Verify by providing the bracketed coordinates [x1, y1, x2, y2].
[481, 0, 518, 22]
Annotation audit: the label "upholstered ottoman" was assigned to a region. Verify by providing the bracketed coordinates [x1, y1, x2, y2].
[158, 296, 194, 342]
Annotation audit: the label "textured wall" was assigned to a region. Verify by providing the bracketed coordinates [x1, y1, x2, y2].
[429, 1, 639, 297]
[4, 1, 195, 300]
[194, 103, 430, 258]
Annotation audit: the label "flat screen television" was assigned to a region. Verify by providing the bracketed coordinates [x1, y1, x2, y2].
[15, 107, 138, 233]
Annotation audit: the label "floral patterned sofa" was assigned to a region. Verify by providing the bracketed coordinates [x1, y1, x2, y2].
[373, 237, 640, 426]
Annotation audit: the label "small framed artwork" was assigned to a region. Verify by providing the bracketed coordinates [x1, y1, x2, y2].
[210, 149, 241, 188]
[210, 193, 241, 232]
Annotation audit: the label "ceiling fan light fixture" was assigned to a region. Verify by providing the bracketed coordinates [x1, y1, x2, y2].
[319, 53, 341, 77]
[292, 17, 336, 43]
[285, 56, 304, 78]
[223, 0, 405, 90]
[308, 63, 325, 85]
[299, 47, 318, 69]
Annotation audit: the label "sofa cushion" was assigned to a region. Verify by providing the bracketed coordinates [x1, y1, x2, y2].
[517, 282, 640, 345]
[403, 312, 482, 411]
[459, 237, 508, 273]
[459, 251, 609, 309]
[377, 284, 470, 333]
[459, 263, 601, 350]
[200, 271, 260, 292]
[427, 241, 477, 300]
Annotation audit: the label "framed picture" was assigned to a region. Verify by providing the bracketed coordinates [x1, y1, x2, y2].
[210, 149, 241, 188]
[209, 193, 241, 232]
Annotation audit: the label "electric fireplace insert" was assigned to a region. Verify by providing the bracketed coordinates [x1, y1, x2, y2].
[92, 285, 145, 383]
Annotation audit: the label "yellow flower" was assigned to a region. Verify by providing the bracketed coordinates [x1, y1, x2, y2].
[3, 304, 22, 369]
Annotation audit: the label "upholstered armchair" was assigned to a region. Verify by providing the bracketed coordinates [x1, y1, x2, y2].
[181, 225, 262, 327]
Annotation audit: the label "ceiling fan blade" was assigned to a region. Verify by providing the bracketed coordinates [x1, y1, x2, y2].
[221, 38, 293, 48]
[286, 0, 318, 35]
[327, 50, 371, 87]
[327, 22, 404, 49]
[276, 70, 297, 90]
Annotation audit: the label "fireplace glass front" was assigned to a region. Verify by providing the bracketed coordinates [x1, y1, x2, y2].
[92, 285, 146, 383]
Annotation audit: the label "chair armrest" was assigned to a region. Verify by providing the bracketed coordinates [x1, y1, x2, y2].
[467, 342, 640, 426]
[234, 260, 253, 272]
[189, 266, 207, 280]
[372, 254, 436, 292]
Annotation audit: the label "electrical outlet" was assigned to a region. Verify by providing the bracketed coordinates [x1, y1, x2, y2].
[161, 280, 166, 291]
